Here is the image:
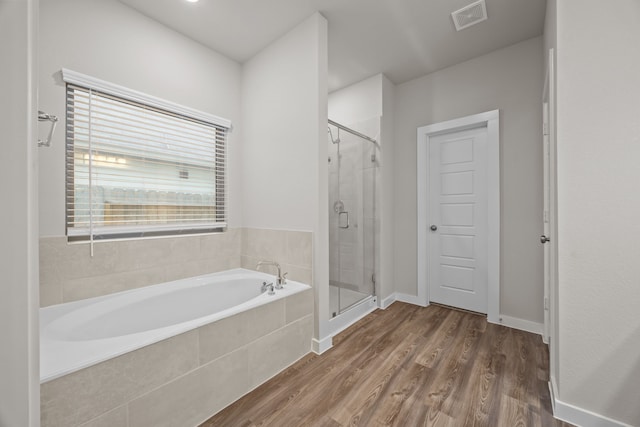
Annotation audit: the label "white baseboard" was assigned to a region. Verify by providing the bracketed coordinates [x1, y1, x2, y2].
[495, 315, 544, 336]
[549, 377, 632, 427]
[312, 336, 332, 354]
[378, 293, 396, 309]
[382, 298, 541, 337]
[395, 292, 428, 307]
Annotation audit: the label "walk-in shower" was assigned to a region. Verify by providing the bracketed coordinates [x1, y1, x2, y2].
[327, 118, 379, 326]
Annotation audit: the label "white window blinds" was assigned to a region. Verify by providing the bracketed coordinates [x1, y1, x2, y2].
[64, 77, 229, 240]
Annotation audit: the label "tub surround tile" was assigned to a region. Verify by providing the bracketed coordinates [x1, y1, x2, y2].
[198, 312, 250, 365]
[285, 230, 313, 268]
[242, 228, 313, 269]
[242, 228, 288, 264]
[62, 267, 167, 302]
[241, 228, 313, 288]
[246, 298, 287, 342]
[198, 299, 286, 365]
[116, 238, 181, 272]
[285, 288, 314, 323]
[39, 237, 64, 286]
[241, 257, 312, 287]
[41, 331, 199, 427]
[39, 281, 63, 307]
[247, 314, 313, 389]
[128, 348, 249, 427]
[162, 256, 240, 283]
[41, 286, 314, 427]
[40, 227, 315, 424]
[200, 229, 240, 258]
[281, 263, 313, 286]
[64, 240, 121, 280]
[78, 405, 128, 427]
[40, 227, 311, 306]
[240, 254, 261, 272]
[39, 229, 245, 306]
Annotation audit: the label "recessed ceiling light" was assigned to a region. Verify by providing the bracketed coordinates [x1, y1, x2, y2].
[185, 0, 199, 3]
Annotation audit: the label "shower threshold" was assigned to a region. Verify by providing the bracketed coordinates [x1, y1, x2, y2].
[328, 294, 378, 337]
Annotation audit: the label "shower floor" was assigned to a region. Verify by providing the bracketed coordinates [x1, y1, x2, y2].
[329, 284, 370, 317]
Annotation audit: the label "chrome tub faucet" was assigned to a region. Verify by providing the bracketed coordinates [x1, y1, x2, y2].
[256, 260, 287, 289]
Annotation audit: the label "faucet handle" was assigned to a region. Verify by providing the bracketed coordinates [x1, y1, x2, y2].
[261, 281, 275, 295]
[275, 272, 288, 289]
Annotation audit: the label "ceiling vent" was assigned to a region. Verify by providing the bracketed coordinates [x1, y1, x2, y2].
[451, 0, 488, 31]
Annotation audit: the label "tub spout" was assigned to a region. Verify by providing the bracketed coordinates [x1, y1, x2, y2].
[256, 261, 287, 288]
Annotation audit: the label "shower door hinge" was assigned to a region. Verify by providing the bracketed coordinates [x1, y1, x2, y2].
[371, 273, 376, 285]
[370, 153, 376, 163]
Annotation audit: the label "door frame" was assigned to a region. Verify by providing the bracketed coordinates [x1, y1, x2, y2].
[417, 109, 500, 323]
[542, 48, 558, 374]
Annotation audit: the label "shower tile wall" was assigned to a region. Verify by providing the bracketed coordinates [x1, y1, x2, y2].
[362, 118, 380, 295]
[328, 117, 380, 298]
[329, 139, 362, 289]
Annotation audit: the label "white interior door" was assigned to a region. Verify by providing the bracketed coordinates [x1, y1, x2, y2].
[428, 127, 488, 313]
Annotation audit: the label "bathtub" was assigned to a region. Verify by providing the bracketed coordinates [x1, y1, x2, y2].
[40, 268, 311, 383]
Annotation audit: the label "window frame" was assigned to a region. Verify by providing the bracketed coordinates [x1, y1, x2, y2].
[62, 69, 231, 241]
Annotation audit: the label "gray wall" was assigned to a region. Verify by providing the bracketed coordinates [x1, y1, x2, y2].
[554, 1, 640, 424]
[38, 0, 242, 237]
[393, 36, 544, 323]
[241, 13, 330, 342]
[0, 0, 40, 425]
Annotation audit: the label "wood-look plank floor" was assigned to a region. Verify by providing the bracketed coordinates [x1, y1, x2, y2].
[200, 302, 573, 427]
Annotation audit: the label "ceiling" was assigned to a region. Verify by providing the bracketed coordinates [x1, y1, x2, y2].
[118, 0, 547, 92]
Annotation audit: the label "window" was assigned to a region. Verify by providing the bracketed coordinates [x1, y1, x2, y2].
[63, 69, 230, 240]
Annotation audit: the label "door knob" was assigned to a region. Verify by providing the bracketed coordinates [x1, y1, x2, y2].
[540, 235, 550, 244]
[430, 225, 437, 231]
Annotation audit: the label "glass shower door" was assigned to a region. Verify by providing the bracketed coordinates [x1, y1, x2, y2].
[328, 125, 376, 317]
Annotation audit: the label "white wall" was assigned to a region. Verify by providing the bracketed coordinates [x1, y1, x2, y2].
[554, 1, 640, 424]
[241, 13, 326, 231]
[543, 0, 560, 396]
[394, 37, 544, 324]
[0, 0, 40, 425]
[241, 13, 329, 341]
[328, 74, 396, 302]
[329, 74, 383, 122]
[38, 0, 242, 236]
[380, 76, 396, 302]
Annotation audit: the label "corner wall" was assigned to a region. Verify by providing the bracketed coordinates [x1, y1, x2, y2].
[394, 36, 545, 325]
[553, 1, 640, 425]
[240, 13, 329, 344]
[0, 0, 40, 425]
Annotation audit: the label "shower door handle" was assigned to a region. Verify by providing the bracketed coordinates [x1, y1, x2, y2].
[339, 211, 350, 229]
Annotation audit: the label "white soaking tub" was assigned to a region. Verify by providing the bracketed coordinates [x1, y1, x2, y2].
[40, 268, 310, 383]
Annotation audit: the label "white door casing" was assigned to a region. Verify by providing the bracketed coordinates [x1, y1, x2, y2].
[428, 128, 488, 313]
[542, 48, 558, 367]
[417, 110, 500, 323]
[542, 98, 551, 343]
